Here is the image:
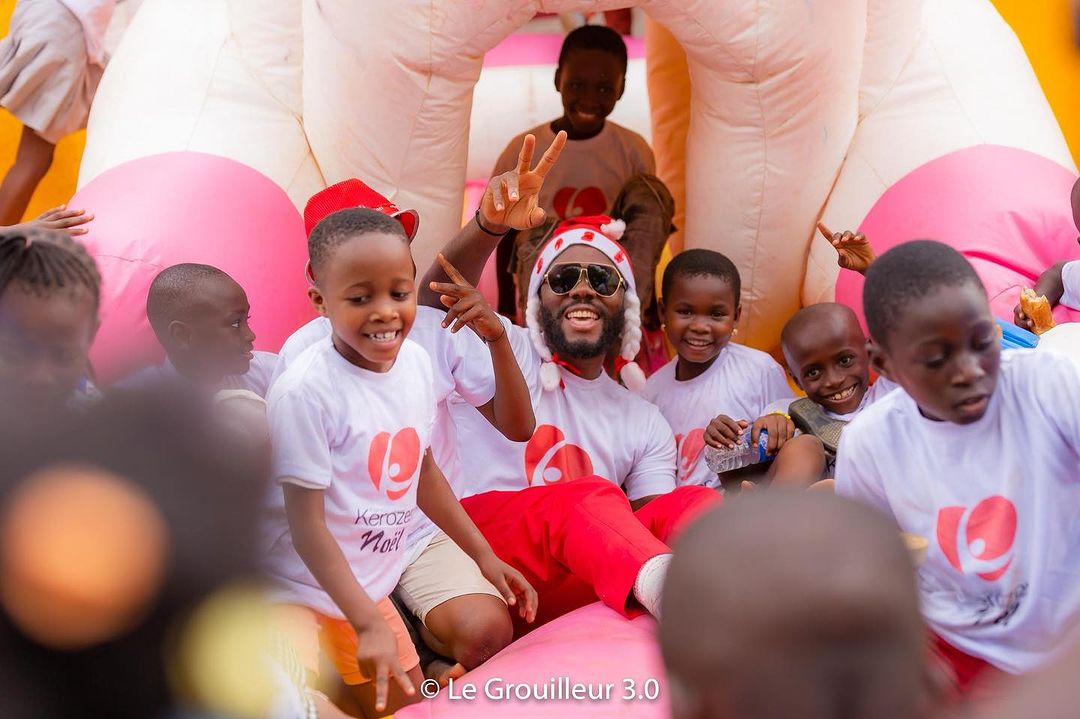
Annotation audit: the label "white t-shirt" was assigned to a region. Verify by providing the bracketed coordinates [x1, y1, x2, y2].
[263, 338, 436, 617]
[643, 344, 794, 487]
[272, 307, 497, 549]
[116, 351, 278, 398]
[835, 351, 1080, 674]
[492, 122, 655, 221]
[1059, 260, 1080, 310]
[57, 0, 116, 66]
[449, 317, 676, 501]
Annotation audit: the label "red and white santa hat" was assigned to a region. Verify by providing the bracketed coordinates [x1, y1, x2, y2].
[524, 215, 646, 393]
[304, 178, 419, 240]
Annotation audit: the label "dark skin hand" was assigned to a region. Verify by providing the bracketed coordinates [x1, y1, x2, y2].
[419, 131, 567, 306]
[1014, 261, 1066, 331]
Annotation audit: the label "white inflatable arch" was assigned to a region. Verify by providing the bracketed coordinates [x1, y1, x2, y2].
[82, 0, 1074, 350]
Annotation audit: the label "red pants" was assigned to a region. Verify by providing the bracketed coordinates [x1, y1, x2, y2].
[928, 632, 1007, 701]
[460, 477, 719, 633]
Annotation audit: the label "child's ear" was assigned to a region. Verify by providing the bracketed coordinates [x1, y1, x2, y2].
[308, 286, 328, 317]
[553, 66, 562, 92]
[616, 75, 626, 101]
[657, 298, 666, 319]
[867, 338, 894, 381]
[168, 320, 193, 350]
[733, 304, 742, 325]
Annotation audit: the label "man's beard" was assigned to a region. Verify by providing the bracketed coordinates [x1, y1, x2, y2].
[539, 302, 624, 359]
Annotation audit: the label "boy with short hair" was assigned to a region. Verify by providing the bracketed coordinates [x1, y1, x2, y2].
[273, 178, 538, 683]
[778, 302, 898, 471]
[491, 24, 672, 319]
[265, 208, 535, 717]
[644, 249, 826, 489]
[661, 492, 931, 719]
[836, 240, 1080, 694]
[119, 263, 277, 397]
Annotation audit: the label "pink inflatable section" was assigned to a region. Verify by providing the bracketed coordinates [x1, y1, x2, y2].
[835, 145, 1080, 328]
[396, 603, 668, 719]
[71, 152, 314, 383]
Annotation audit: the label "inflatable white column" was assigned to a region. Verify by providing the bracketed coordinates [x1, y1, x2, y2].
[645, 0, 867, 350]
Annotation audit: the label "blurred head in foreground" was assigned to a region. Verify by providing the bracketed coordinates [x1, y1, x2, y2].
[0, 390, 264, 718]
[660, 492, 930, 719]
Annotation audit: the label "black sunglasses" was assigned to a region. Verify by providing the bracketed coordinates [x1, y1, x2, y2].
[544, 262, 624, 297]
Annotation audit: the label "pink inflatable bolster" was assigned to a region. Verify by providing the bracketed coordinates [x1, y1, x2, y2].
[835, 145, 1080, 329]
[395, 602, 669, 718]
[71, 152, 314, 384]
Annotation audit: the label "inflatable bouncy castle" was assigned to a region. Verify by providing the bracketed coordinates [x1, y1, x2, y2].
[75, 0, 1080, 373]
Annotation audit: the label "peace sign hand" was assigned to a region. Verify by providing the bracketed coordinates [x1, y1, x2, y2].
[428, 254, 507, 343]
[481, 131, 568, 232]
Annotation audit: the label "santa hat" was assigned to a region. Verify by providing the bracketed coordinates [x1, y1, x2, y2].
[525, 215, 646, 393]
[303, 179, 419, 240]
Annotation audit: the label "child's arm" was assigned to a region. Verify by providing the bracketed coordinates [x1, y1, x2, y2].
[418, 131, 567, 308]
[283, 484, 415, 711]
[428, 254, 535, 440]
[818, 223, 875, 275]
[1014, 262, 1067, 330]
[416, 451, 538, 623]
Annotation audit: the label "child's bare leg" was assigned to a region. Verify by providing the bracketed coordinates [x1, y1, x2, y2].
[0, 127, 56, 225]
[767, 435, 826, 489]
[347, 664, 423, 718]
[422, 594, 514, 672]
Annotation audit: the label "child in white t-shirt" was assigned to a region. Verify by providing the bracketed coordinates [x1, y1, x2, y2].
[778, 302, 898, 476]
[273, 178, 539, 684]
[836, 240, 1080, 695]
[1014, 177, 1080, 327]
[643, 249, 825, 490]
[117, 263, 278, 398]
[265, 208, 535, 717]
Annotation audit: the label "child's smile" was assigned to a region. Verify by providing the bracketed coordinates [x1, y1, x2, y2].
[661, 273, 739, 381]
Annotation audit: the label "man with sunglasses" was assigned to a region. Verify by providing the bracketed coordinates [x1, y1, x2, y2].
[421, 133, 719, 631]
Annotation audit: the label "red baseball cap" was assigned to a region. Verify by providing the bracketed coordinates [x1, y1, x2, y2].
[303, 179, 420, 240]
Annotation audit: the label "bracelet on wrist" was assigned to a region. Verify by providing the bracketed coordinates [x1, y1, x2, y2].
[475, 208, 509, 237]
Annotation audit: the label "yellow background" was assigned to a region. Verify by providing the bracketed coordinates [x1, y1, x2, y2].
[1, 0, 87, 222]
[1, 0, 1078, 223]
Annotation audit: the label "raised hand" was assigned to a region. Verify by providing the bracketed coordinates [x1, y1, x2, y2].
[480, 131, 567, 232]
[429, 254, 506, 342]
[818, 222, 875, 275]
[23, 205, 94, 235]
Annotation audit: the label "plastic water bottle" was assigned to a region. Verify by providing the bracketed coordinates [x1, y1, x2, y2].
[703, 429, 772, 474]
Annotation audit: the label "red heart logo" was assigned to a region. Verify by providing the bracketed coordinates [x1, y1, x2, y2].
[936, 495, 1017, 581]
[523, 424, 594, 487]
[367, 428, 421, 501]
[675, 429, 706, 484]
[552, 187, 607, 220]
